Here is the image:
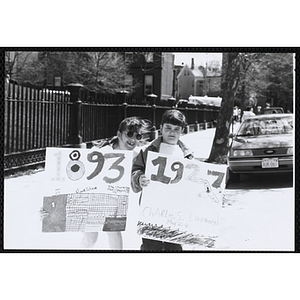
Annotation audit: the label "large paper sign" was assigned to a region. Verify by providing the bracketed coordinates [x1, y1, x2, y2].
[137, 151, 227, 247]
[42, 148, 133, 232]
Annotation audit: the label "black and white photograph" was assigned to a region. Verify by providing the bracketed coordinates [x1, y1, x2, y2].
[1, 2, 299, 299]
[3, 50, 295, 252]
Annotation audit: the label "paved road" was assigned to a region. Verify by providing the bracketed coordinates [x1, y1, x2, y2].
[4, 128, 294, 251]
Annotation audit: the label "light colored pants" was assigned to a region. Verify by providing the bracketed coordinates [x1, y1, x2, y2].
[81, 232, 99, 248]
[81, 231, 123, 250]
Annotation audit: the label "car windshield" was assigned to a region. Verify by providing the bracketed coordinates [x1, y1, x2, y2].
[263, 108, 284, 114]
[237, 116, 293, 136]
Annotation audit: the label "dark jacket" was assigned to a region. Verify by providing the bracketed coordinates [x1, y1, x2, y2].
[131, 137, 194, 193]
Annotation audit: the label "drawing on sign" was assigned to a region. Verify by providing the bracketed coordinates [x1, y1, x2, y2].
[137, 221, 216, 248]
[185, 163, 224, 203]
[137, 151, 226, 248]
[41, 148, 132, 233]
[42, 193, 128, 232]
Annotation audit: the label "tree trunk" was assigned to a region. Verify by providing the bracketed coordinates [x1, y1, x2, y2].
[206, 53, 240, 164]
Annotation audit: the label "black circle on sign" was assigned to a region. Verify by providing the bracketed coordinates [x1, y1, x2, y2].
[69, 150, 81, 161]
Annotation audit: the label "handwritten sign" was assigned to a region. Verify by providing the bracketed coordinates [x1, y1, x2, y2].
[138, 151, 226, 247]
[42, 147, 133, 232]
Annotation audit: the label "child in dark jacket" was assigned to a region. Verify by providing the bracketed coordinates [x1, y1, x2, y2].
[131, 109, 194, 251]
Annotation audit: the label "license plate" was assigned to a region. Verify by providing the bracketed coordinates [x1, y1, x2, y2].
[262, 158, 279, 168]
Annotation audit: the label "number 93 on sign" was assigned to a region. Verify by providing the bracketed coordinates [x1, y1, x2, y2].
[51, 149, 129, 184]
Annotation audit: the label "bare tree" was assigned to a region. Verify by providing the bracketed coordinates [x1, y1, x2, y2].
[5, 51, 36, 82]
[59, 52, 137, 93]
[5, 51, 139, 93]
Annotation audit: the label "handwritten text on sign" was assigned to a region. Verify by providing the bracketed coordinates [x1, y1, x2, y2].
[42, 148, 133, 232]
[138, 151, 226, 247]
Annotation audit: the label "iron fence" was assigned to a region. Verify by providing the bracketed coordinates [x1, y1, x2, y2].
[4, 82, 220, 174]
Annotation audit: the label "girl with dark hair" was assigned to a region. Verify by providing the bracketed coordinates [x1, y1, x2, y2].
[81, 116, 151, 249]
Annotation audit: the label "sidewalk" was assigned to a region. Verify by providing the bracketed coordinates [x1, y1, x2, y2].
[4, 126, 294, 251]
[4, 129, 216, 250]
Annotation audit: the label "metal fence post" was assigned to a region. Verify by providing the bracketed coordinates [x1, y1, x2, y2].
[203, 107, 207, 129]
[167, 97, 176, 108]
[123, 102, 128, 118]
[67, 83, 85, 148]
[185, 106, 189, 134]
[195, 107, 199, 131]
[150, 104, 159, 140]
[147, 94, 158, 140]
[117, 91, 129, 119]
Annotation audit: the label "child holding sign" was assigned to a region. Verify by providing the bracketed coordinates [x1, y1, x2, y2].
[81, 116, 150, 250]
[131, 109, 194, 251]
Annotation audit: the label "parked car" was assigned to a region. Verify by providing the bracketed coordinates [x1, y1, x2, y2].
[227, 113, 293, 182]
[262, 107, 284, 114]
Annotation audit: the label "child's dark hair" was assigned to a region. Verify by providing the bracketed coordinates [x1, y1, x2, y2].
[118, 117, 152, 134]
[93, 117, 151, 149]
[118, 117, 141, 133]
[161, 109, 186, 128]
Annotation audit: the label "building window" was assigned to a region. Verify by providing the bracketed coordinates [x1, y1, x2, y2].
[47, 72, 53, 87]
[199, 81, 204, 88]
[125, 74, 133, 87]
[54, 77, 61, 87]
[144, 74, 153, 95]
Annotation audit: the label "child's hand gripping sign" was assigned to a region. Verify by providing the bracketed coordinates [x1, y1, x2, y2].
[41, 147, 133, 233]
[138, 151, 227, 248]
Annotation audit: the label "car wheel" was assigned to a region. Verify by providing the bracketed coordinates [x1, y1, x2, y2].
[229, 169, 240, 183]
